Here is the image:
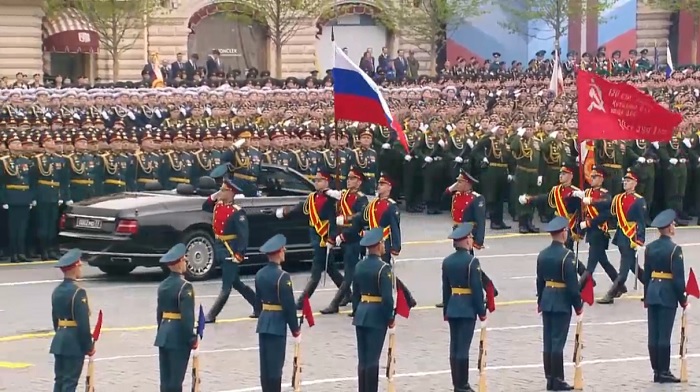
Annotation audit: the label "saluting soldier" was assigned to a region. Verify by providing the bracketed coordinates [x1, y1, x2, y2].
[589, 168, 647, 304]
[643, 209, 687, 383]
[34, 132, 69, 260]
[537, 216, 583, 391]
[352, 227, 395, 392]
[401, 117, 424, 212]
[255, 234, 301, 391]
[322, 166, 369, 314]
[541, 130, 569, 222]
[192, 130, 218, 184]
[442, 223, 488, 392]
[473, 124, 511, 230]
[421, 118, 449, 215]
[511, 125, 542, 233]
[1, 132, 33, 263]
[322, 129, 351, 190]
[276, 168, 344, 307]
[154, 243, 197, 392]
[352, 127, 378, 195]
[202, 174, 257, 322]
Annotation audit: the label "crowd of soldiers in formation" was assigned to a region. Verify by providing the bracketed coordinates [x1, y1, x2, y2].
[2, 47, 700, 262]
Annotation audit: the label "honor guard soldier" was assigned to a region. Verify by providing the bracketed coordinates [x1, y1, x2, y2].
[50, 249, 94, 392]
[34, 132, 69, 260]
[255, 234, 301, 391]
[573, 166, 619, 285]
[643, 209, 687, 383]
[352, 227, 395, 392]
[276, 168, 344, 307]
[442, 223, 488, 392]
[154, 244, 197, 392]
[202, 171, 257, 322]
[1, 132, 33, 263]
[537, 217, 583, 391]
[593, 168, 647, 304]
[321, 166, 369, 314]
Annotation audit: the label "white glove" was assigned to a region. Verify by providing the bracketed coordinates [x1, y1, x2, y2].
[636, 246, 645, 254]
[482, 157, 489, 164]
[669, 158, 678, 165]
[335, 235, 342, 246]
[326, 241, 334, 249]
[683, 303, 691, 312]
[684, 138, 692, 148]
[404, 155, 412, 162]
[66, 200, 74, 206]
[382, 143, 391, 150]
[58, 200, 63, 205]
[479, 318, 487, 329]
[537, 176, 543, 186]
[489, 126, 499, 134]
[516, 127, 526, 137]
[2, 204, 7, 210]
[325, 189, 342, 200]
[438, 139, 446, 148]
[572, 190, 585, 199]
[579, 221, 588, 230]
[233, 139, 246, 149]
[31, 200, 37, 207]
[448, 182, 458, 192]
[275, 207, 285, 219]
[576, 313, 583, 323]
[637, 157, 646, 163]
[293, 334, 301, 344]
[388, 325, 396, 335]
[210, 190, 221, 200]
[582, 197, 592, 205]
[336, 216, 345, 226]
[652, 142, 659, 149]
[424, 156, 433, 163]
[518, 194, 528, 205]
[507, 174, 514, 182]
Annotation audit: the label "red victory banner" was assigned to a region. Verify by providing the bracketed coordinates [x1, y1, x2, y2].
[576, 70, 682, 141]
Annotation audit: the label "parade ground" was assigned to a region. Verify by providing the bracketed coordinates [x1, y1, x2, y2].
[1, 214, 699, 391]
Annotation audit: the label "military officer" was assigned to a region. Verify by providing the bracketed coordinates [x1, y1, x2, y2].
[442, 223, 487, 392]
[255, 234, 301, 391]
[276, 168, 344, 307]
[154, 243, 197, 392]
[102, 133, 133, 195]
[67, 132, 99, 203]
[352, 227, 395, 392]
[351, 127, 378, 195]
[511, 125, 542, 233]
[657, 135, 689, 220]
[643, 209, 687, 383]
[401, 117, 424, 212]
[134, 132, 163, 190]
[595, 140, 625, 194]
[162, 131, 195, 189]
[625, 139, 657, 222]
[34, 132, 69, 260]
[473, 125, 511, 229]
[574, 166, 618, 285]
[202, 174, 257, 322]
[321, 166, 369, 314]
[50, 249, 94, 392]
[537, 216, 583, 391]
[591, 168, 647, 304]
[1, 133, 33, 263]
[223, 135, 259, 197]
[541, 130, 569, 222]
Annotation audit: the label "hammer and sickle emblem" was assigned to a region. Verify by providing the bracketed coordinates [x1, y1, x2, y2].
[587, 82, 605, 113]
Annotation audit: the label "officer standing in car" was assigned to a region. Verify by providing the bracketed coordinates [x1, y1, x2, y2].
[202, 173, 258, 322]
[154, 243, 197, 392]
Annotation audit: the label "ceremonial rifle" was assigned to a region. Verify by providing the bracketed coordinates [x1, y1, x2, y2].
[477, 323, 487, 391]
[572, 319, 584, 390]
[292, 296, 314, 391]
[191, 305, 206, 392]
[385, 256, 398, 392]
[84, 310, 103, 392]
[680, 308, 688, 382]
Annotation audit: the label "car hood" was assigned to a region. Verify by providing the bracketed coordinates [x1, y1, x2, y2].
[75, 192, 193, 210]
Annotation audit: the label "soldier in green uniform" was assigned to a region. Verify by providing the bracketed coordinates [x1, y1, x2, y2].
[192, 130, 218, 184]
[625, 139, 657, 222]
[1, 133, 33, 263]
[595, 140, 625, 194]
[34, 132, 69, 260]
[541, 131, 569, 222]
[352, 227, 395, 392]
[473, 124, 511, 229]
[636, 49, 652, 72]
[162, 131, 195, 189]
[442, 223, 488, 391]
[50, 249, 95, 392]
[222, 132, 259, 197]
[322, 129, 351, 190]
[402, 117, 424, 212]
[134, 132, 163, 190]
[643, 209, 687, 383]
[376, 124, 405, 201]
[625, 49, 638, 73]
[67, 132, 99, 203]
[154, 243, 197, 392]
[511, 125, 542, 233]
[537, 217, 583, 391]
[102, 133, 133, 195]
[255, 234, 300, 391]
[421, 118, 449, 215]
[657, 134, 689, 221]
[351, 128, 378, 195]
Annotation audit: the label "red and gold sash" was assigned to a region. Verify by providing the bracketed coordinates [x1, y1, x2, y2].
[551, 185, 576, 230]
[613, 193, 636, 240]
[339, 190, 354, 218]
[367, 198, 391, 240]
[584, 189, 608, 232]
[306, 193, 329, 238]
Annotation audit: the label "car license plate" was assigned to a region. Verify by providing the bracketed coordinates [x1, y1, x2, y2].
[75, 218, 102, 229]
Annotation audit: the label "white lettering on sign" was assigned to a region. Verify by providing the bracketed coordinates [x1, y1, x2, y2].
[217, 48, 242, 56]
[78, 32, 91, 43]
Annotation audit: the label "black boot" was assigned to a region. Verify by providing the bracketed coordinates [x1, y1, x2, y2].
[436, 302, 444, 308]
[656, 346, 680, 383]
[39, 240, 49, 261]
[339, 290, 351, 306]
[614, 283, 628, 298]
[17, 254, 30, 263]
[456, 359, 473, 392]
[268, 378, 282, 392]
[296, 277, 320, 309]
[550, 353, 573, 390]
[48, 247, 61, 260]
[597, 280, 619, 304]
[527, 218, 540, 233]
[544, 352, 552, 390]
[518, 216, 529, 234]
[205, 291, 230, 323]
[648, 345, 659, 382]
[449, 357, 458, 390]
[320, 282, 349, 314]
[10, 254, 18, 263]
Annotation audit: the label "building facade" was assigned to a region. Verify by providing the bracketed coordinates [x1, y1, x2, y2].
[0, 0, 433, 81]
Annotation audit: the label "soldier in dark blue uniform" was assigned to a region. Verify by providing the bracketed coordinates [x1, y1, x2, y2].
[202, 177, 257, 322]
[255, 234, 300, 391]
[1, 133, 33, 263]
[276, 168, 344, 307]
[442, 222, 487, 392]
[537, 216, 583, 391]
[643, 209, 687, 383]
[50, 249, 94, 392]
[34, 132, 69, 260]
[154, 243, 197, 392]
[352, 228, 395, 392]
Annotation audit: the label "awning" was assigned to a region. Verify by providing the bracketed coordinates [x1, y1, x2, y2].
[42, 8, 99, 53]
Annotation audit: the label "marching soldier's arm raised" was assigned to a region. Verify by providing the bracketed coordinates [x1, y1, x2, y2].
[72, 288, 94, 355]
[177, 281, 197, 347]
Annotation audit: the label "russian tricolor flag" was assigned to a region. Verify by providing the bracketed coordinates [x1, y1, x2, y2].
[332, 45, 409, 153]
[666, 45, 674, 79]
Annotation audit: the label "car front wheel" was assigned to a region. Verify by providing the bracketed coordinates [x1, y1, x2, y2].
[182, 230, 216, 281]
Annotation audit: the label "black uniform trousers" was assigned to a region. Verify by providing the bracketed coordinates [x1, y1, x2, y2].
[585, 236, 618, 282]
[158, 348, 190, 392]
[208, 242, 258, 319]
[36, 202, 60, 250]
[53, 355, 84, 392]
[258, 334, 286, 391]
[449, 318, 476, 391]
[7, 205, 29, 256]
[300, 243, 344, 303]
[647, 306, 677, 373]
[617, 245, 644, 285]
[356, 326, 387, 392]
[341, 242, 361, 291]
[542, 311, 571, 354]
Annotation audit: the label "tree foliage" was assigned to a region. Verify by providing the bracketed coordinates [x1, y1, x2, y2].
[644, 0, 700, 14]
[495, 0, 615, 41]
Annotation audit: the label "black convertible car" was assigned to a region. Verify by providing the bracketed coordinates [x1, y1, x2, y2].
[59, 164, 331, 281]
